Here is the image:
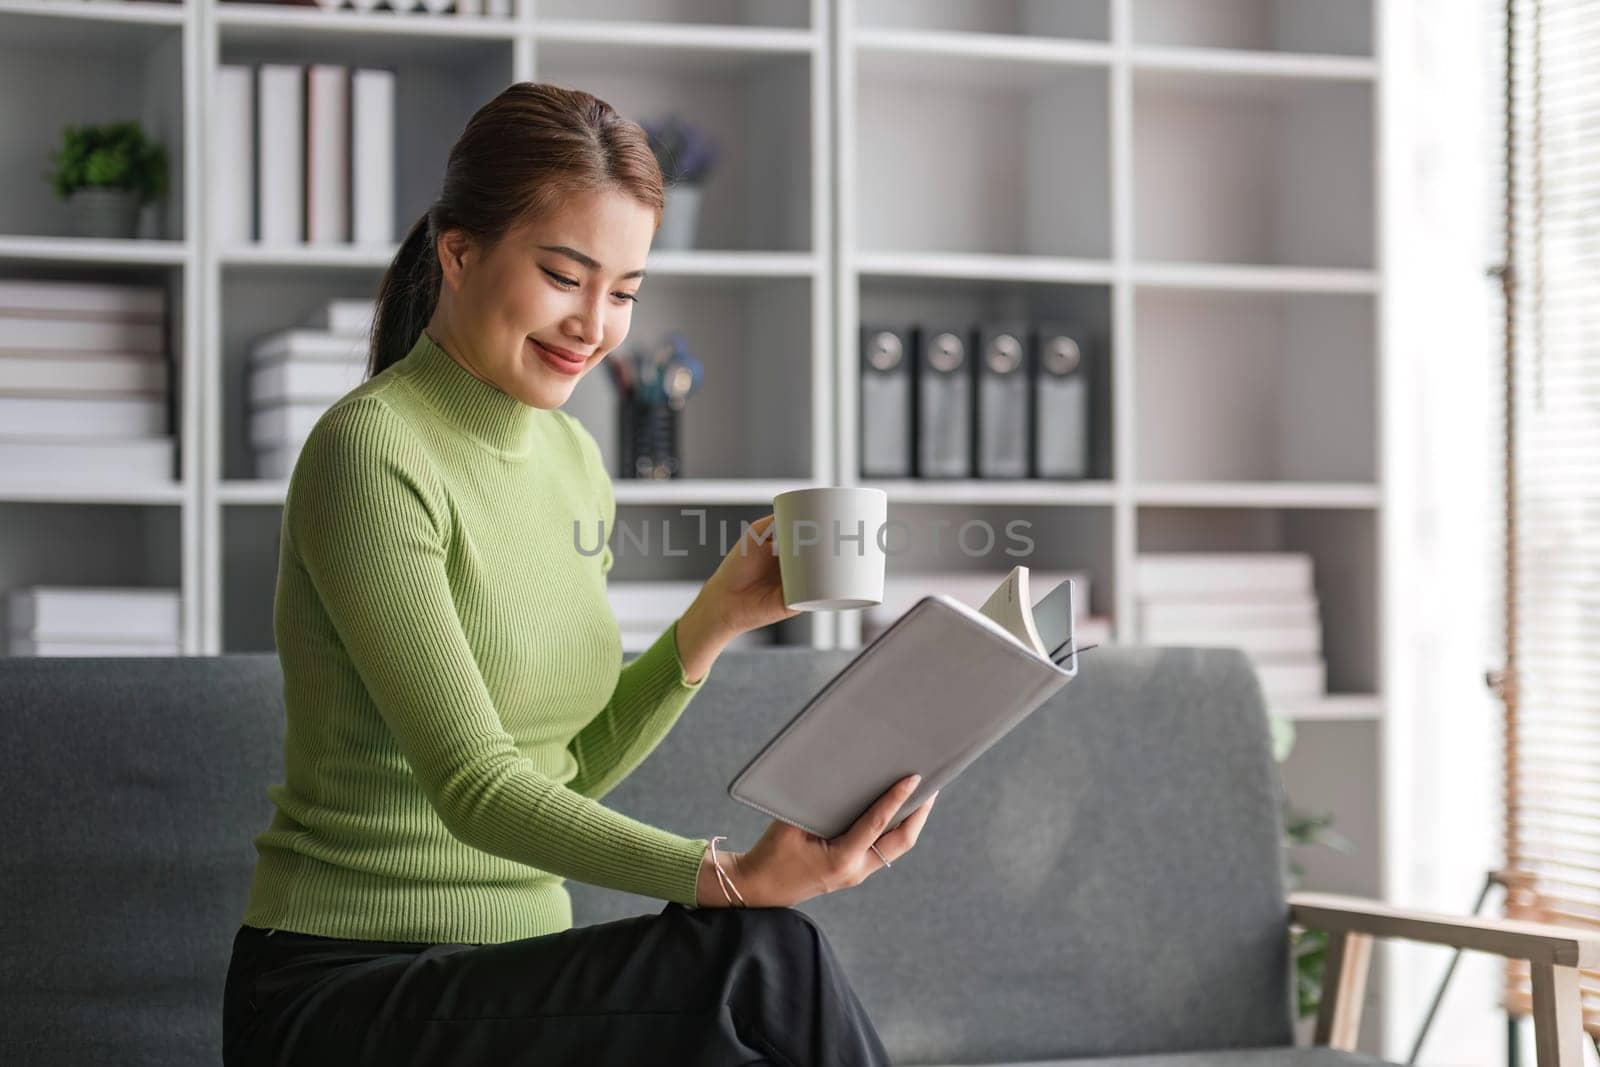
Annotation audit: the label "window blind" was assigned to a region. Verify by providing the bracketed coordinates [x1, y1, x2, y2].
[1498, 0, 1600, 1033]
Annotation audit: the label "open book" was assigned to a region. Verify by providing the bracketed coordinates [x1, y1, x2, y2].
[975, 564, 1080, 666]
[728, 565, 1081, 839]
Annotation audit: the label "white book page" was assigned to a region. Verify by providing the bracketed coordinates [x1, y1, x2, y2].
[976, 565, 1047, 658]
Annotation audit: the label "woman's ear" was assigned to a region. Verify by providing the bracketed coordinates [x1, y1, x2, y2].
[436, 229, 473, 292]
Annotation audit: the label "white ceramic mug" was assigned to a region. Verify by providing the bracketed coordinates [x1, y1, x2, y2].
[772, 487, 888, 610]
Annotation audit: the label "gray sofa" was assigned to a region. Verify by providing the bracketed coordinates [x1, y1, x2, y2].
[1, 645, 1590, 1065]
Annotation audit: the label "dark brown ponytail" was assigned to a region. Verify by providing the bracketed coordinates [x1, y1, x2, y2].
[367, 81, 666, 380]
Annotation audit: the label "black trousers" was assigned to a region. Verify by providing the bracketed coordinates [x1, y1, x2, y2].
[222, 900, 892, 1067]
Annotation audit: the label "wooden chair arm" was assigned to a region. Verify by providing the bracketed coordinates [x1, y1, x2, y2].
[1287, 890, 1599, 1066]
[1289, 890, 1600, 967]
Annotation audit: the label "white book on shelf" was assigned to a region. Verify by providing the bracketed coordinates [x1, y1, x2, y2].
[1250, 658, 1327, 701]
[0, 279, 164, 320]
[251, 402, 329, 449]
[1139, 598, 1319, 633]
[250, 360, 365, 406]
[486, 0, 510, 16]
[457, 0, 483, 14]
[7, 586, 181, 641]
[1134, 552, 1314, 598]
[301, 298, 376, 337]
[5, 636, 182, 657]
[0, 317, 164, 354]
[0, 352, 168, 395]
[1142, 622, 1322, 658]
[305, 63, 350, 245]
[0, 395, 168, 439]
[216, 64, 256, 246]
[250, 329, 367, 365]
[0, 439, 176, 483]
[350, 67, 395, 246]
[256, 63, 305, 245]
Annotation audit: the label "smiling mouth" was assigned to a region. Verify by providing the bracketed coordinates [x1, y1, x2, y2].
[529, 338, 586, 364]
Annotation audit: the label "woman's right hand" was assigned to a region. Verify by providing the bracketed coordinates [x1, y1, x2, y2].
[697, 774, 937, 908]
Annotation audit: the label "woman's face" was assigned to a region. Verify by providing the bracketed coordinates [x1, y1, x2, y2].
[427, 186, 655, 411]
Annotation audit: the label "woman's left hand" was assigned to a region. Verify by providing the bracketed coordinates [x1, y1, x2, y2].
[690, 513, 801, 640]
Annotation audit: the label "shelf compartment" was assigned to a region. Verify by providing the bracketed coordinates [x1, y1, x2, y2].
[1281, 717, 1382, 900]
[849, 0, 1109, 41]
[0, 261, 188, 499]
[223, 271, 816, 483]
[1132, 68, 1373, 270]
[1131, 0, 1372, 57]
[856, 274, 1114, 481]
[0, 502, 184, 641]
[853, 51, 1108, 259]
[1134, 288, 1374, 484]
[219, 268, 386, 481]
[217, 36, 513, 249]
[1137, 505, 1377, 694]
[533, 39, 813, 254]
[0, 10, 185, 242]
[222, 503, 281, 654]
[877, 501, 1117, 623]
[560, 275, 816, 481]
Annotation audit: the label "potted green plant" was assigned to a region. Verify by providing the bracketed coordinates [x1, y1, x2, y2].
[43, 121, 169, 240]
[1270, 713, 1353, 1042]
[642, 114, 719, 251]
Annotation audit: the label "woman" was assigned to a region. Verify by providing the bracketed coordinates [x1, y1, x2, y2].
[221, 82, 937, 1067]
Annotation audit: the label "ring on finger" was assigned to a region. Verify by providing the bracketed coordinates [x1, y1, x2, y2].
[869, 843, 892, 868]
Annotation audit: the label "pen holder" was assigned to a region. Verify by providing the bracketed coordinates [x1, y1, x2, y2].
[619, 396, 681, 479]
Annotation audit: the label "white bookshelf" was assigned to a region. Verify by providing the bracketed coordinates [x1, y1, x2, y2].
[0, 0, 1387, 681]
[0, 5, 1388, 1044]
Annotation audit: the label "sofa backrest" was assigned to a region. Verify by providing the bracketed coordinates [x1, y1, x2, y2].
[0, 645, 1293, 1066]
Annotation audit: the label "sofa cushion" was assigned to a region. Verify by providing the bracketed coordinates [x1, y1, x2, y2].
[567, 645, 1297, 1065]
[0, 654, 284, 1067]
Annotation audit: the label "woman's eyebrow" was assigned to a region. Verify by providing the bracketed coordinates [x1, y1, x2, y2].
[538, 244, 647, 281]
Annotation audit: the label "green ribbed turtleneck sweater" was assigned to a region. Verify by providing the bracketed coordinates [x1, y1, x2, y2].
[241, 328, 713, 945]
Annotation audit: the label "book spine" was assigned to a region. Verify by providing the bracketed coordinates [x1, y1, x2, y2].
[257, 63, 305, 245]
[351, 67, 396, 245]
[217, 64, 256, 246]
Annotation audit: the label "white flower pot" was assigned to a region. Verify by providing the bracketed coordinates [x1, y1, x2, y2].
[68, 188, 143, 239]
[656, 183, 703, 250]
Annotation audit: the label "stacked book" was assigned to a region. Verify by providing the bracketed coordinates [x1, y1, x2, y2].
[216, 61, 396, 247]
[606, 580, 768, 654]
[6, 586, 182, 657]
[1135, 552, 1325, 703]
[862, 569, 1112, 650]
[249, 298, 374, 479]
[0, 278, 174, 487]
